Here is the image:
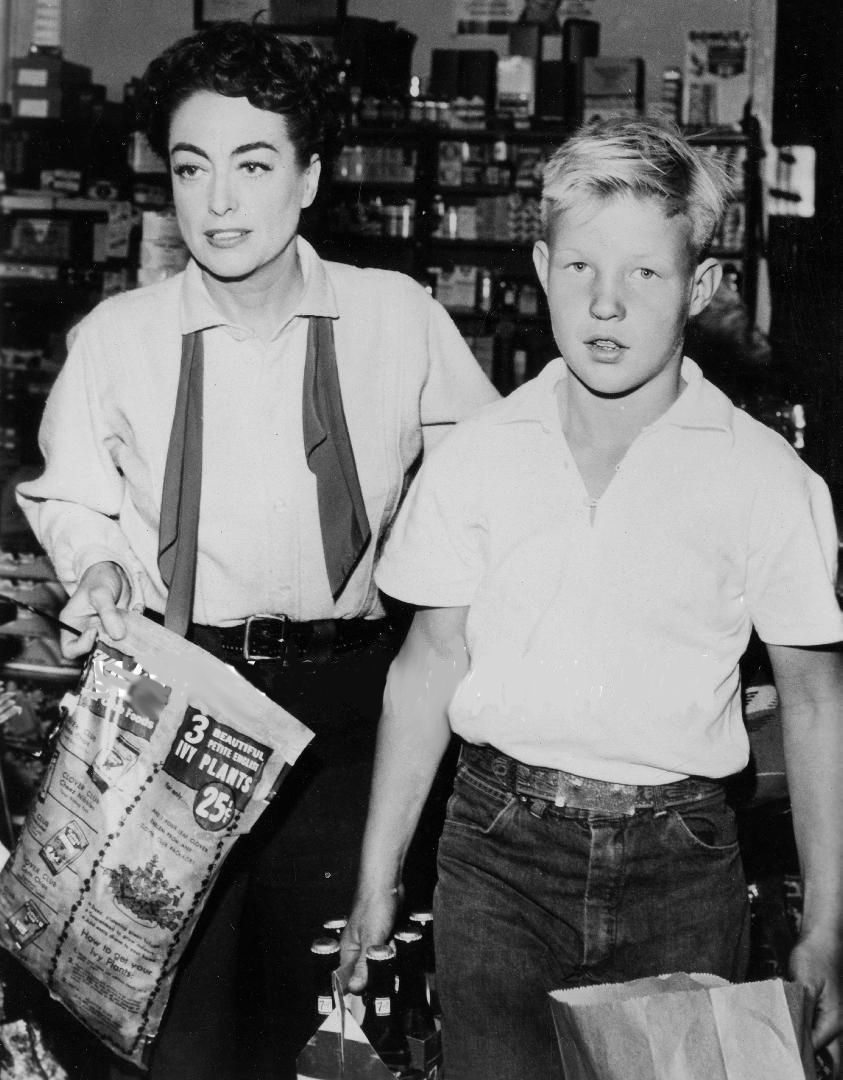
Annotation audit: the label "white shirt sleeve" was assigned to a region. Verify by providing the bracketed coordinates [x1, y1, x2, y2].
[16, 318, 147, 605]
[745, 451, 843, 645]
[376, 424, 488, 607]
[419, 295, 498, 453]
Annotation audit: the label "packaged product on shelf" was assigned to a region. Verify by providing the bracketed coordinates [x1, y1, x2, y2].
[435, 265, 478, 311]
[713, 199, 745, 251]
[437, 141, 464, 187]
[496, 55, 535, 124]
[103, 202, 133, 261]
[476, 268, 493, 312]
[661, 67, 683, 124]
[475, 196, 509, 240]
[683, 31, 752, 128]
[0, 612, 312, 1068]
[138, 209, 188, 285]
[127, 132, 167, 175]
[5, 216, 72, 262]
[517, 283, 539, 316]
[455, 203, 477, 239]
[581, 57, 645, 123]
[513, 146, 546, 190]
[39, 169, 82, 195]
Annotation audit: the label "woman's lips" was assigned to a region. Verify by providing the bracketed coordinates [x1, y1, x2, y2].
[205, 229, 250, 248]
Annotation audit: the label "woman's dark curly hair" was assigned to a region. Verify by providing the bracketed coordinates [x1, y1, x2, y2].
[138, 21, 343, 168]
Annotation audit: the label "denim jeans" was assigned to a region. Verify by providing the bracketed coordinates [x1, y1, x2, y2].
[434, 748, 750, 1080]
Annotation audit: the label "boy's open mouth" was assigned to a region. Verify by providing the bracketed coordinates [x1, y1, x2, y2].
[586, 337, 626, 353]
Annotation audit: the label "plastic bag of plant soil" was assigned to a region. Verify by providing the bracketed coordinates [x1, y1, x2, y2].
[0, 612, 313, 1068]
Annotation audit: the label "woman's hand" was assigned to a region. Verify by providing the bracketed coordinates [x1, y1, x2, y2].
[60, 562, 131, 659]
[0, 686, 22, 726]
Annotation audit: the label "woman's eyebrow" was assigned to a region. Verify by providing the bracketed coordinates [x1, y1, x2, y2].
[232, 141, 278, 155]
[170, 141, 208, 158]
[169, 140, 279, 158]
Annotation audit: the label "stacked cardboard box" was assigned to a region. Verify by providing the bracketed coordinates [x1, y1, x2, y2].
[10, 54, 95, 121]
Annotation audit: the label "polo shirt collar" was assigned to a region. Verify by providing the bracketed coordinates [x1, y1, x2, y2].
[649, 358, 734, 435]
[494, 355, 733, 436]
[179, 235, 339, 339]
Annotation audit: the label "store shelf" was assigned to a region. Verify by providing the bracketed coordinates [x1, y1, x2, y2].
[428, 237, 535, 250]
[331, 179, 418, 193]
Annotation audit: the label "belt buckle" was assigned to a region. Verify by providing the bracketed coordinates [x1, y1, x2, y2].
[243, 614, 289, 662]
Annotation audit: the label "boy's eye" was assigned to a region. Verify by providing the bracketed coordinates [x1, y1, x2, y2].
[567, 262, 588, 272]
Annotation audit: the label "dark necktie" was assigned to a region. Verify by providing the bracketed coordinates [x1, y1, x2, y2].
[158, 317, 371, 636]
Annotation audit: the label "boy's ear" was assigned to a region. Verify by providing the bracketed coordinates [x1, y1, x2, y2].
[533, 240, 550, 294]
[688, 257, 723, 318]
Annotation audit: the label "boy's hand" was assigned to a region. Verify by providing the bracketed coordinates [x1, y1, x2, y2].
[340, 887, 403, 994]
[61, 561, 131, 659]
[789, 931, 842, 1049]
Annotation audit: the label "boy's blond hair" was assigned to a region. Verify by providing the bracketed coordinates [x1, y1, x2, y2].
[541, 116, 735, 261]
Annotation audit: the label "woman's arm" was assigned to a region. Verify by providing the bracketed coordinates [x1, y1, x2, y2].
[16, 323, 147, 631]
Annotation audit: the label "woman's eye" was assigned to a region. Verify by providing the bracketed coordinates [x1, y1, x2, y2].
[240, 161, 271, 175]
[172, 163, 201, 179]
[637, 267, 657, 279]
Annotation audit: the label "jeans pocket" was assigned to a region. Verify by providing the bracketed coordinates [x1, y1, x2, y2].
[443, 766, 518, 837]
[669, 794, 739, 852]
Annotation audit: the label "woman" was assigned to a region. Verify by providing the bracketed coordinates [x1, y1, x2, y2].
[17, 21, 497, 1079]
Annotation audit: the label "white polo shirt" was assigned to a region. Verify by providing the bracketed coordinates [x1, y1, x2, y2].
[376, 357, 843, 784]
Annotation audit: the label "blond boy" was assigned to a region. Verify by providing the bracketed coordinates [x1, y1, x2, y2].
[343, 119, 843, 1079]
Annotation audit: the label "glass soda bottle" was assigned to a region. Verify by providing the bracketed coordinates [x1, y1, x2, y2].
[362, 943, 411, 1076]
[310, 936, 341, 1027]
[322, 916, 348, 938]
[394, 928, 437, 1041]
[408, 910, 439, 1018]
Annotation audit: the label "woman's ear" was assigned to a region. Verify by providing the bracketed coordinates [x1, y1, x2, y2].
[688, 257, 723, 318]
[301, 154, 321, 210]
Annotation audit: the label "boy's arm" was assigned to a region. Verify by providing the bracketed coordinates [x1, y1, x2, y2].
[342, 604, 469, 991]
[766, 642, 843, 1048]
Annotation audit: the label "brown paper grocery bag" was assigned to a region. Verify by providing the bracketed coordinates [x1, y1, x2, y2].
[549, 974, 816, 1080]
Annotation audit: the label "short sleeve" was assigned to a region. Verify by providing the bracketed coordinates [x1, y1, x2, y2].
[419, 297, 498, 451]
[745, 455, 843, 645]
[376, 425, 487, 608]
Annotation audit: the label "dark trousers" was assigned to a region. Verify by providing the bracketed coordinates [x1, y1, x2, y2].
[434, 753, 750, 1080]
[111, 622, 412, 1080]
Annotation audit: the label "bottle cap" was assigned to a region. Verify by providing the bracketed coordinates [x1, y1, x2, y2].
[366, 943, 396, 962]
[323, 917, 348, 932]
[311, 936, 341, 955]
[394, 928, 423, 943]
[409, 911, 433, 925]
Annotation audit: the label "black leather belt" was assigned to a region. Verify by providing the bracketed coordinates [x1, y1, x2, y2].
[144, 609, 393, 664]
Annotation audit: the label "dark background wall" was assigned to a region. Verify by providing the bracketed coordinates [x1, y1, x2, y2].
[769, 0, 843, 500]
